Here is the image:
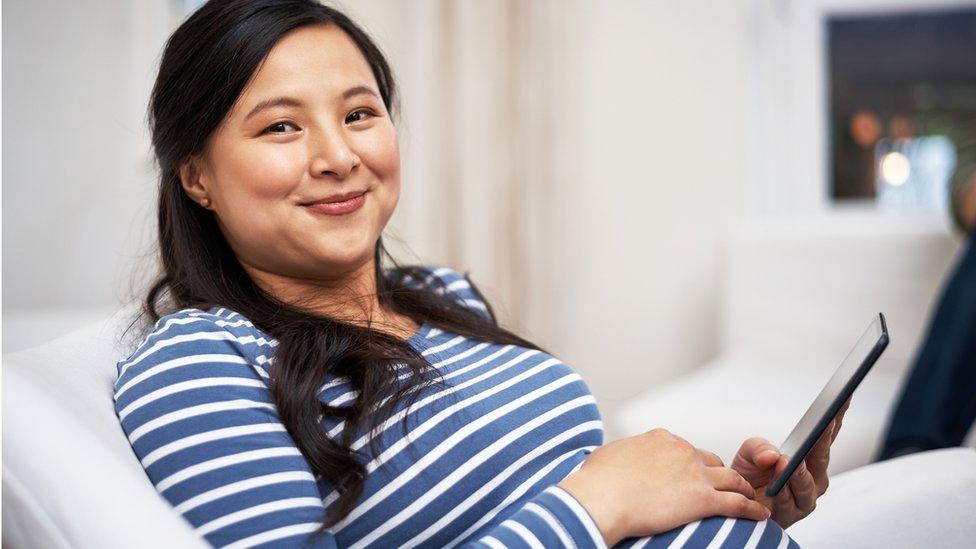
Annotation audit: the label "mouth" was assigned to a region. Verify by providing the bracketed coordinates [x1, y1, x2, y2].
[300, 189, 368, 206]
[300, 190, 369, 216]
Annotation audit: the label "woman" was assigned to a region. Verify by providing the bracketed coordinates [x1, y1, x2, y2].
[114, 1, 839, 546]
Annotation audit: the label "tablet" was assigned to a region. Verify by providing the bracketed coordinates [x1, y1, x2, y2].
[766, 313, 889, 497]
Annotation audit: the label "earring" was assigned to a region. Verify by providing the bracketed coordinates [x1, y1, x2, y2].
[200, 197, 212, 208]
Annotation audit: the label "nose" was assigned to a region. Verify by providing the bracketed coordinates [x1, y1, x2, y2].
[308, 126, 361, 179]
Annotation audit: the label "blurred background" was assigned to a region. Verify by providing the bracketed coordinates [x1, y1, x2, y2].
[3, 0, 976, 454]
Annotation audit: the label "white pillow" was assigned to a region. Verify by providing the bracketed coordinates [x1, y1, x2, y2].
[2, 304, 209, 548]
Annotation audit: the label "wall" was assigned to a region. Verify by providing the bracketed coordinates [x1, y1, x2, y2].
[570, 1, 751, 437]
[2, 0, 178, 346]
[3, 0, 753, 442]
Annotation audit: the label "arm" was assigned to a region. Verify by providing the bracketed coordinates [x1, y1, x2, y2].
[114, 310, 336, 548]
[459, 484, 608, 548]
[116, 309, 605, 548]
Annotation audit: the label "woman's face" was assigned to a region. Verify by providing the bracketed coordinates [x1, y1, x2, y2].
[183, 24, 400, 282]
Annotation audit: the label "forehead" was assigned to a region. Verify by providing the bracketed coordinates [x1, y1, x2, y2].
[232, 24, 377, 113]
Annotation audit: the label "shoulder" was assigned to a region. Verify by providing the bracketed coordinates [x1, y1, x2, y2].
[114, 306, 277, 388]
[386, 264, 495, 323]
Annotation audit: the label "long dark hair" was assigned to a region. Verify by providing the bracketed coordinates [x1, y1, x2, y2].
[137, 0, 547, 537]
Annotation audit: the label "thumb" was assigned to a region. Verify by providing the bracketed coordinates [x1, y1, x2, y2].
[735, 438, 781, 471]
[755, 449, 781, 469]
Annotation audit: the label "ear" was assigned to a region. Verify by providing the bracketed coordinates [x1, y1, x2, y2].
[177, 155, 210, 204]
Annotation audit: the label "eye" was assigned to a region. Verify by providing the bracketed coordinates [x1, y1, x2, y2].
[346, 109, 374, 124]
[264, 121, 299, 134]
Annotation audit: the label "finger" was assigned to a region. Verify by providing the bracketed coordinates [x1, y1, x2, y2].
[736, 437, 781, 468]
[740, 464, 776, 490]
[820, 419, 836, 447]
[768, 457, 801, 521]
[755, 448, 781, 468]
[785, 460, 818, 514]
[807, 450, 831, 496]
[707, 467, 756, 499]
[697, 448, 725, 467]
[735, 443, 781, 489]
[773, 481, 799, 525]
[806, 423, 833, 491]
[839, 395, 852, 413]
[770, 456, 798, 503]
[805, 422, 832, 472]
[832, 400, 851, 441]
[710, 491, 772, 522]
[773, 455, 790, 478]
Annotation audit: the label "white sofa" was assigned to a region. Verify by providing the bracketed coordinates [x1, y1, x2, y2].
[616, 226, 975, 469]
[613, 226, 976, 544]
[2, 302, 209, 549]
[4, 228, 975, 548]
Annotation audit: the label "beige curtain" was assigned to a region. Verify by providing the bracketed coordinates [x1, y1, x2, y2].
[346, 0, 583, 344]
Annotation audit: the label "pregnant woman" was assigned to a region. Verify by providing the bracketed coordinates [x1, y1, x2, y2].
[114, 1, 839, 546]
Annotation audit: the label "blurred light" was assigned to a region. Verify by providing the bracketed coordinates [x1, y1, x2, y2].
[880, 151, 911, 186]
[850, 110, 881, 148]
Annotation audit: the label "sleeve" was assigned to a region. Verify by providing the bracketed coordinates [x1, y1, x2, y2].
[113, 309, 336, 548]
[459, 484, 608, 548]
[412, 265, 497, 324]
[456, 486, 802, 549]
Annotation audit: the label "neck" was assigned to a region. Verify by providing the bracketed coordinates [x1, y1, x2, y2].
[241, 257, 383, 325]
[238, 256, 420, 340]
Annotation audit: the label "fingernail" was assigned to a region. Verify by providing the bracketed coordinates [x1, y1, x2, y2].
[760, 450, 779, 459]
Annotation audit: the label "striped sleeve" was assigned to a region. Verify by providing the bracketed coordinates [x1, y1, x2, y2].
[460, 485, 608, 548]
[113, 309, 336, 548]
[419, 265, 495, 323]
[457, 486, 805, 549]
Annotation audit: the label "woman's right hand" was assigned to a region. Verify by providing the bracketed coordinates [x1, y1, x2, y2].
[557, 428, 771, 547]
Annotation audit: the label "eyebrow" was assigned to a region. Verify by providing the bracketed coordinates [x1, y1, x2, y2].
[243, 86, 381, 122]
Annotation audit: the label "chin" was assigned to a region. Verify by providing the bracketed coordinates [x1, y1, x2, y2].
[302, 225, 383, 266]
[317, 248, 376, 271]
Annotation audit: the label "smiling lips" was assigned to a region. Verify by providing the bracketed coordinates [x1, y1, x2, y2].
[301, 190, 367, 215]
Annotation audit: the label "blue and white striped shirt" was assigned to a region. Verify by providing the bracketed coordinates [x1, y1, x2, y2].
[114, 265, 797, 548]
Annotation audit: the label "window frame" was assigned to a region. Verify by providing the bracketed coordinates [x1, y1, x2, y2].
[748, 0, 972, 234]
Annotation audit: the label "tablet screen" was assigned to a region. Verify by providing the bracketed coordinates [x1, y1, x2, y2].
[772, 314, 888, 492]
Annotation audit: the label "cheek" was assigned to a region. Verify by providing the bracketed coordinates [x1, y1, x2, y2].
[375, 135, 401, 221]
[210, 144, 305, 247]
[360, 124, 400, 184]
[222, 146, 305, 201]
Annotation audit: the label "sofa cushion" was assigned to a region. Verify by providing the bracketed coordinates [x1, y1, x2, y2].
[787, 447, 976, 547]
[2, 304, 208, 548]
[722, 228, 961, 377]
[614, 354, 904, 473]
